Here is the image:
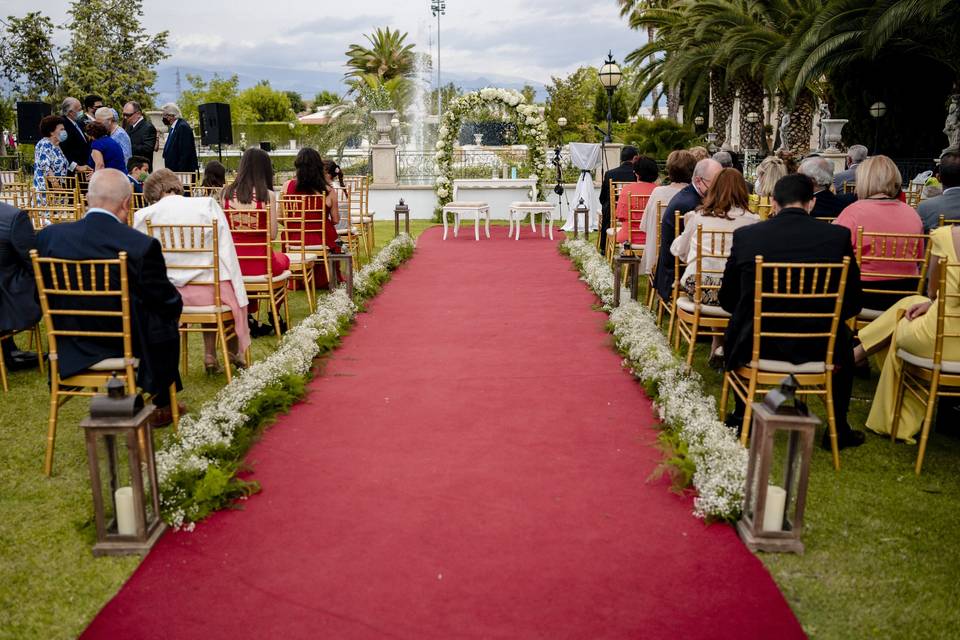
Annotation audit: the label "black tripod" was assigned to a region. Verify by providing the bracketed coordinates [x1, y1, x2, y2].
[551, 145, 572, 227]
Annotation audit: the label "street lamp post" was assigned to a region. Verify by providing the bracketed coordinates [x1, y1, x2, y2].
[557, 116, 567, 145]
[746, 111, 760, 151]
[869, 101, 887, 154]
[431, 0, 447, 121]
[598, 51, 622, 143]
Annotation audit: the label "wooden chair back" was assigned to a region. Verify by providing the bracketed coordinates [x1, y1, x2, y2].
[690, 226, 734, 302]
[173, 172, 198, 190]
[191, 185, 223, 199]
[841, 181, 856, 195]
[223, 205, 276, 280]
[25, 190, 81, 228]
[0, 182, 30, 208]
[646, 201, 665, 311]
[855, 227, 930, 305]
[749, 257, 851, 371]
[624, 193, 649, 249]
[932, 262, 960, 365]
[45, 174, 79, 195]
[938, 215, 960, 228]
[607, 179, 632, 243]
[904, 183, 923, 208]
[145, 220, 222, 298]
[0, 169, 20, 185]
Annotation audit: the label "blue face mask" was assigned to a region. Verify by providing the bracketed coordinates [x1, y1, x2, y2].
[58, 130, 68, 142]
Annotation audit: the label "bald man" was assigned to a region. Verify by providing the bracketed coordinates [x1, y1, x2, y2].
[654, 158, 723, 302]
[35, 169, 184, 426]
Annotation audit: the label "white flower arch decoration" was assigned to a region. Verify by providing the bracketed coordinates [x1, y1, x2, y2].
[434, 88, 549, 208]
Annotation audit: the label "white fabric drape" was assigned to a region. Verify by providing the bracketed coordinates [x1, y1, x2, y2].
[562, 142, 601, 231]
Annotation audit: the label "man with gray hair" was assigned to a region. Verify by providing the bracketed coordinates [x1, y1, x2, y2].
[160, 102, 198, 173]
[712, 150, 733, 168]
[95, 106, 133, 164]
[800, 156, 856, 219]
[832, 144, 868, 192]
[35, 169, 185, 427]
[58, 97, 91, 172]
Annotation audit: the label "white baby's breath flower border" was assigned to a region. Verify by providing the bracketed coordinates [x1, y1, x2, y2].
[563, 238, 748, 521]
[157, 234, 417, 529]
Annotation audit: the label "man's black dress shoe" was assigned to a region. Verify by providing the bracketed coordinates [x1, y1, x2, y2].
[821, 429, 866, 451]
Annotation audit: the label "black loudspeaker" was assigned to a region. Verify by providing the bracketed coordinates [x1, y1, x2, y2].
[198, 102, 233, 145]
[16, 102, 52, 144]
[259, 141, 273, 152]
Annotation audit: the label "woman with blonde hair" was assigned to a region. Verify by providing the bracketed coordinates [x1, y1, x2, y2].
[687, 146, 709, 162]
[754, 155, 787, 198]
[834, 155, 923, 310]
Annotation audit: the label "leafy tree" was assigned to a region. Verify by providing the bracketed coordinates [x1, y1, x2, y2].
[593, 85, 629, 125]
[345, 28, 415, 81]
[234, 81, 295, 122]
[59, 0, 168, 109]
[313, 90, 340, 107]
[520, 84, 538, 105]
[178, 74, 240, 124]
[545, 67, 601, 142]
[0, 12, 60, 100]
[428, 82, 462, 114]
[623, 117, 697, 160]
[285, 91, 305, 114]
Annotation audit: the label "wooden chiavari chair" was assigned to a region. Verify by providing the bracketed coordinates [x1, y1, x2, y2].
[0, 326, 45, 392]
[343, 175, 372, 259]
[674, 227, 734, 366]
[173, 172, 198, 191]
[0, 182, 30, 208]
[146, 220, 247, 383]
[278, 195, 321, 312]
[645, 202, 665, 312]
[24, 189, 81, 229]
[890, 263, 960, 475]
[841, 181, 856, 195]
[224, 207, 290, 341]
[44, 174, 79, 197]
[337, 181, 364, 266]
[938, 214, 960, 228]
[719, 257, 852, 470]
[658, 210, 684, 341]
[854, 227, 930, 331]
[904, 182, 923, 208]
[29, 250, 180, 476]
[191, 185, 223, 200]
[604, 180, 631, 263]
[0, 169, 20, 186]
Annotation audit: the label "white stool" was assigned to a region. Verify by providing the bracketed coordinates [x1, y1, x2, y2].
[442, 202, 491, 241]
[508, 202, 557, 240]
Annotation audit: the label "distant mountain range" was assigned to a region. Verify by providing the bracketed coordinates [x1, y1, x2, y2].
[155, 64, 547, 106]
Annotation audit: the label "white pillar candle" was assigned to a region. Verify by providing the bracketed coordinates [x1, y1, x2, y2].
[762, 485, 787, 532]
[115, 486, 136, 536]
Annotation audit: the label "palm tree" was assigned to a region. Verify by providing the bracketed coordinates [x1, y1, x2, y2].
[345, 28, 415, 82]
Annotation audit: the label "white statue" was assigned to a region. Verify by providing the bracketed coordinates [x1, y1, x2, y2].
[778, 111, 791, 151]
[818, 103, 831, 150]
[944, 96, 960, 154]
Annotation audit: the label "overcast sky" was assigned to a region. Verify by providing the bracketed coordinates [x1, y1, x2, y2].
[4, 0, 644, 85]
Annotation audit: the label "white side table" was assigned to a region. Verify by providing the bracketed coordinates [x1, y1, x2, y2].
[508, 202, 557, 240]
[442, 202, 491, 241]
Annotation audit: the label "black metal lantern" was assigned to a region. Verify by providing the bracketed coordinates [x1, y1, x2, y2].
[79, 377, 166, 556]
[573, 197, 591, 240]
[394, 198, 410, 236]
[737, 376, 817, 554]
[598, 51, 622, 143]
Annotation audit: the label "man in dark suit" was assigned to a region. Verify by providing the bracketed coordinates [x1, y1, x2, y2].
[123, 101, 157, 169]
[35, 169, 185, 426]
[58, 97, 91, 173]
[718, 173, 865, 449]
[654, 158, 722, 302]
[160, 103, 198, 173]
[800, 156, 855, 219]
[917, 151, 960, 231]
[598, 145, 639, 253]
[0, 202, 41, 369]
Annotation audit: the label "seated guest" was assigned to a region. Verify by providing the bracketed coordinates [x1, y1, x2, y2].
[671, 168, 759, 362]
[799, 156, 856, 219]
[654, 158, 722, 303]
[833, 144, 868, 193]
[854, 224, 960, 442]
[222, 147, 290, 279]
[127, 156, 150, 193]
[917, 151, 960, 231]
[598, 146, 639, 253]
[719, 173, 864, 450]
[711, 150, 733, 168]
[135, 169, 250, 373]
[640, 149, 696, 274]
[201, 161, 227, 188]
[32, 116, 72, 193]
[282, 148, 341, 287]
[752, 155, 787, 202]
[688, 146, 709, 162]
[86, 121, 126, 173]
[0, 201, 41, 369]
[615, 155, 659, 245]
[834, 155, 924, 311]
[35, 169, 184, 426]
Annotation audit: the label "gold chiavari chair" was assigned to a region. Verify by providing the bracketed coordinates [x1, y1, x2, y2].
[890, 263, 960, 475]
[24, 190, 81, 229]
[938, 214, 960, 228]
[173, 172, 198, 191]
[674, 227, 734, 366]
[658, 210, 684, 340]
[224, 207, 290, 341]
[604, 180, 632, 263]
[343, 175, 372, 259]
[44, 174, 79, 196]
[278, 195, 321, 312]
[904, 182, 923, 208]
[0, 169, 20, 186]
[0, 326, 45, 392]
[645, 202, 666, 312]
[337, 181, 365, 266]
[0, 182, 30, 208]
[146, 220, 246, 383]
[841, 181, 856, 195]
[356, 175, 375, 254]
[127, 192, 148, 225]
[854, 227, 930, 331]
[614, 192, 649, 286]
[29, 250, 180, 476]
[719, 257, 852, 470]
[191, 185, 223, 200]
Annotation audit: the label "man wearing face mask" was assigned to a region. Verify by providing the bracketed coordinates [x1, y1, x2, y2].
[58, 97, 92, 174]
[160, 103, 198, 173]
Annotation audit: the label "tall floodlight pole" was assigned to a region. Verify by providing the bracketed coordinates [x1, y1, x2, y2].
[431, 0, 446, 120]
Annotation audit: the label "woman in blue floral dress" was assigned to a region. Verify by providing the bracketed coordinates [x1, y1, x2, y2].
[32, 115, 73, 193]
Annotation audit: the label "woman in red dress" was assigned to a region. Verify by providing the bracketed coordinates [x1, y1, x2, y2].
[615, 156, 659, 245]
[282, 148, 341, 286]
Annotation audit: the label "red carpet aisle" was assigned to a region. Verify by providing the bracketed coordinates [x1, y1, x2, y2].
[83, 227, 805, 639]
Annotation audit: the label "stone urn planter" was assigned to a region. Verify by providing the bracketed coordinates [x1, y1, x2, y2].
[370, 110, 397, 145]
[819, 119, 848, 153]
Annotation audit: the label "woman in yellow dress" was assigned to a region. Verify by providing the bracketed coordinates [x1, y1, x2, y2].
[854, 225, 960, 441]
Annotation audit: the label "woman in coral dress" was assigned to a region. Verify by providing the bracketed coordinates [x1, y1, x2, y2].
[282, 148, 341, 286]
[615, 156, 659, 245]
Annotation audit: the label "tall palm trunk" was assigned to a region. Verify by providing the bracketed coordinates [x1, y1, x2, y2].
[711, 72, 734, 146]
[648, 26, 659, 118]
[786, 89, 816, 155]
[667, 84, 681, 121]
[738, 77, 765, 150]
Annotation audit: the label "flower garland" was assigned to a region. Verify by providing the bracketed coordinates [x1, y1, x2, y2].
[157, 234, 417, 529]
[434, 87, 549, 209]
[561, 238, 748, 521]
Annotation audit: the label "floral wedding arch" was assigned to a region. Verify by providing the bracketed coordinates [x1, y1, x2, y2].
[434, 88, 549, 208]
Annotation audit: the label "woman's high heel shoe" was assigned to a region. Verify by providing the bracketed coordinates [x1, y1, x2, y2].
[204, 361, 222, 375]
